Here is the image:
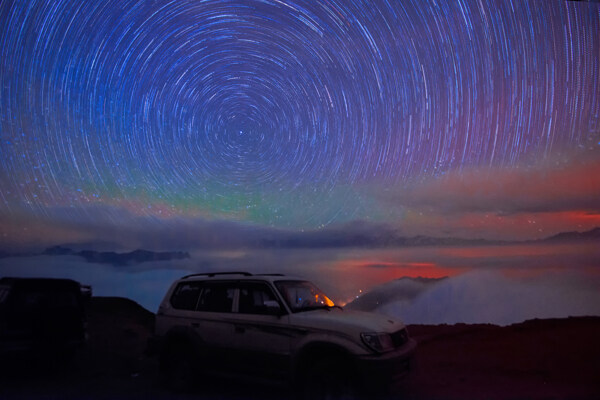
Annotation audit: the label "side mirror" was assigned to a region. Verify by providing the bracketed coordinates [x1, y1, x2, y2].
[263, 300, 283, 316]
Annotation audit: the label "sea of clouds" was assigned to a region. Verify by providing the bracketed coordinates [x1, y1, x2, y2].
[347, 270, 600, 325]
[2, 253, 599, 326]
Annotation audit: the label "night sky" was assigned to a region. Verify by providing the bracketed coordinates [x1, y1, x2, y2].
[1, 0, 599, 248]
[1, 0, 599, 321]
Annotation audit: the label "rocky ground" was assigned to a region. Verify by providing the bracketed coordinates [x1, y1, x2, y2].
[1, 297, 598, 399]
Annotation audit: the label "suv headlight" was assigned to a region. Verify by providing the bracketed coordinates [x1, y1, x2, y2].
[361, 332, 394, 353]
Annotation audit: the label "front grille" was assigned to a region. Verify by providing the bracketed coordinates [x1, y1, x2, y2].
[390, 328, 409, 348]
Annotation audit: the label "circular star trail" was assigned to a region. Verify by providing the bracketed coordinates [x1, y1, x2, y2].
[0, 0, 598, 226]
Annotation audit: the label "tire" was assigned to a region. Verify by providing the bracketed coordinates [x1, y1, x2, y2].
[161, 342, 196, 392]
[302, 358, 358, 400]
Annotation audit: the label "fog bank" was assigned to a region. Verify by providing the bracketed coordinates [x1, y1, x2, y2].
[349, 271, 600, 326]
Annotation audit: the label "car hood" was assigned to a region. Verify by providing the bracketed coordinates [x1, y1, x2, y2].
[288, 308, 405, 335]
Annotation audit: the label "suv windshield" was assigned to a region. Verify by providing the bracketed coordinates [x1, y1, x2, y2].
[275, 280, 335, 312]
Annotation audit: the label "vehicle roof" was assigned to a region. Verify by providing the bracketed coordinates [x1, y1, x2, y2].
[0, 277, 82, 287]
[177, 272, 308, 283]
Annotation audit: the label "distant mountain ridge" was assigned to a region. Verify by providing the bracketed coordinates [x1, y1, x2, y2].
[540, 227, 600, 242]
[42, 246, 190, 266]
[0, 227, 597, 261]
[260, 226, 600, 249]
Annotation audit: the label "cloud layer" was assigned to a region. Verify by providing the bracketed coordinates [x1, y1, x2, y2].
[2, 238, 599, 321]
[350, 270, 600, 326]
[394, 158, 600, 215]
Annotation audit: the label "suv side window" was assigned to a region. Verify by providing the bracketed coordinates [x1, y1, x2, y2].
[238, 282, 279, 315]
[12, 289, 46, 311]
[170, 282, 202, 310]
[197, 282, 235, 313]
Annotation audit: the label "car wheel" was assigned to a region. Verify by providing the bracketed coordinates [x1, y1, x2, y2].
[303, 358, 358, 400]
[161, 343, 195, 392]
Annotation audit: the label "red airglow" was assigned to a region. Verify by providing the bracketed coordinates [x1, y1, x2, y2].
[398, 157, 600, 241]
[333, 259, 463, 281]
[439, 238, 598, 260]
[439, 244, 561, 259]
[412, 210, 600, 241]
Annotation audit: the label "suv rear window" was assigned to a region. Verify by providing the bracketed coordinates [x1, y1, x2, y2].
[170, 281, 236, 312]
[197, 283, 235, 313]
[13, 289, 79, 310]
[170, 282, 202, 310]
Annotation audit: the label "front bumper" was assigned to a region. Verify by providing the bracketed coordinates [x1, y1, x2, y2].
[355, 338, 417, 392]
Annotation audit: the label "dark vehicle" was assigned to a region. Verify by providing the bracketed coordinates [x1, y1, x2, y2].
[0, 277, 90, 357]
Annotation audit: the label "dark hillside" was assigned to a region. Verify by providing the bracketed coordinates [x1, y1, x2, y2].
[405, 317, 600, 399]
[1, 296, 599, 399]
[89, 296, 155, 329]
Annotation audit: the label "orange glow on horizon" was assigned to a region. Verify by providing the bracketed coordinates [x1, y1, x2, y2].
[331, 258, 466, 281]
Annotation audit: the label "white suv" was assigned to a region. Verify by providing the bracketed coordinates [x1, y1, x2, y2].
[152, 272, 416, 398]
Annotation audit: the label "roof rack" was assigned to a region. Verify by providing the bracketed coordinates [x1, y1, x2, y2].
[181, 272, 252, 279]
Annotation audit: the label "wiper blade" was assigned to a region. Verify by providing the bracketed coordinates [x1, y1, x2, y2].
[320, 305, 343, 311]
[295, 305, 343, 313]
